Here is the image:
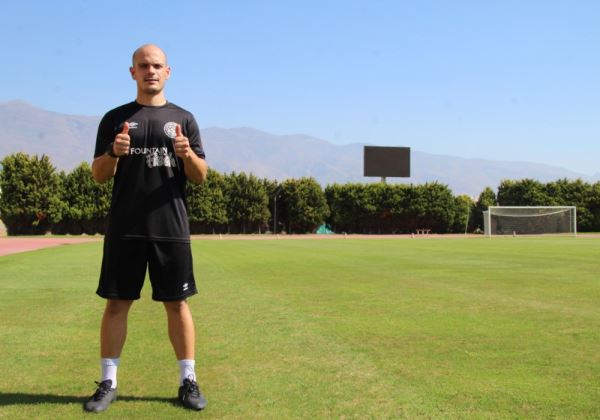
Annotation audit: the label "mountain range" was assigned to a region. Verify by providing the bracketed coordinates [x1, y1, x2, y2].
[1, 100, 596, 197]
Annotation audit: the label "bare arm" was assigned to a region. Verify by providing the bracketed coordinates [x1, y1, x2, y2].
[92, 153, 119, 183]
[174, 124, 208, 184]
[92, 122, 130, 184]
[182, 153, 208, 184]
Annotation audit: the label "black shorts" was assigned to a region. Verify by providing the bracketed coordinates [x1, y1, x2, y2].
[97, 238, 198, 301]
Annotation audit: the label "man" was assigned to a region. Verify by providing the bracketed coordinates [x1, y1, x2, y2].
[84, 44, 208, 413]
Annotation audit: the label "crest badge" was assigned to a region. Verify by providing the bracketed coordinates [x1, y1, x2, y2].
[164, 122, 178, 139]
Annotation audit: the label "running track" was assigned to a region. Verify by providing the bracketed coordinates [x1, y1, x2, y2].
[1, 233, 592, 257]
[0, 237, 101, 256]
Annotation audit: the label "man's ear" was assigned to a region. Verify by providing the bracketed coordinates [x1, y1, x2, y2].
[129, 66, 135, 79]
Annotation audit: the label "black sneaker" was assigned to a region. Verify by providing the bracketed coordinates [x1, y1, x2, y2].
[83, 379, 117, 413]
[178, 378, 207, 410]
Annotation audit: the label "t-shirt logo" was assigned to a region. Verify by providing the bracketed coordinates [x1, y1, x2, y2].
[164, 122, 178, 139]
[146, 150, 177, 168]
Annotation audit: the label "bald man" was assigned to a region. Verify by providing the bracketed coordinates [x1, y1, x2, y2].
[84, 45, 208, 413]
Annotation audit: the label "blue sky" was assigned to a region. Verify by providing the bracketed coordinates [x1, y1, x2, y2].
[1, 0, 599, 175]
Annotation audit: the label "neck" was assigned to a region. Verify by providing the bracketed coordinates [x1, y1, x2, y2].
[136, 92, 167, 106]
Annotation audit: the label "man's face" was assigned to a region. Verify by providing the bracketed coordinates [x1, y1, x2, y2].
[130, 46, 170, 95]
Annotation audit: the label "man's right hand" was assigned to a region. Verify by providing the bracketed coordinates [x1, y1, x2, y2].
[112, 122, 131, 157]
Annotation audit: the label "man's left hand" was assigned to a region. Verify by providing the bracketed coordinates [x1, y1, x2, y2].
[173, 124, 193, 159]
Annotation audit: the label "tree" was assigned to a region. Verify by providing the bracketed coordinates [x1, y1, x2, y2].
[474, 187, 496, 232]
[497, 179, 549, 205]
[382, 184, 411, 233]
[544, 178, 593, 230]
[495, 178, 598, 232]
[279, 177, 330, 233]
[186, 168, 228, 233]
[411, 182, 456, 233]
[588, 182, 600, 231]
[0, 153, 64, 235]
[325, 182, 456, 234]
[453, 195, 476, 233]
[53, 162, 113, 234]
[325, 183, 370, 233]
[365, 182, 394, 233]
[262, 178, 280, 233]
[223, 172, 270, 233]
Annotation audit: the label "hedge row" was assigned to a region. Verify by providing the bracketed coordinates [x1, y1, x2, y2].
[1, 153, 599, 235]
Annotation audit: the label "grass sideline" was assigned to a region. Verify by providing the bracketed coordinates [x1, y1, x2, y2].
[0, 236, 599, 418]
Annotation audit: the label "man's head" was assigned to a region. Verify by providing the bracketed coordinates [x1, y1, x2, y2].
[130, 44, 171, 97]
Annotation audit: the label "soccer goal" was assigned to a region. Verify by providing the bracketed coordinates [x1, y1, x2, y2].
[483, 206, 577, 236]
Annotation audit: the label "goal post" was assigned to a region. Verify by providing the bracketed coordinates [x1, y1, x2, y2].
[483, 206, 577, 236]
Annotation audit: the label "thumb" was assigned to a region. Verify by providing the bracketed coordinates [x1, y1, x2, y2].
[121, 122, 129, 135]
[175, 124, 182, 137]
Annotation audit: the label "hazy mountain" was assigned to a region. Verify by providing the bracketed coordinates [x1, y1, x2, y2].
[0, 100, 99, 170]
[200, 127, 596, 197]
[0, 100, 596, 196]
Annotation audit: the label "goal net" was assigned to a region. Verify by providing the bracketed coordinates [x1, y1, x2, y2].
[483, 206, 577, 236]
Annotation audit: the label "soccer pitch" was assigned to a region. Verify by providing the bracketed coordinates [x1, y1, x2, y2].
[0, 236, 599, 418]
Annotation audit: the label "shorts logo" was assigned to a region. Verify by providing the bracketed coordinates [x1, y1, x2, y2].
[182, 283, 189, 292]
[164, 122, 178, 139]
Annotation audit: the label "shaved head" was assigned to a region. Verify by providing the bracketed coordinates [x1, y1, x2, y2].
[129, 44, 171, 104]
[132, 44, 168, 66]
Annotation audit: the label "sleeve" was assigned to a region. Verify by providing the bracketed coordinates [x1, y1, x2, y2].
[184, 115, 205, 159]
[94, 113, 116, 158]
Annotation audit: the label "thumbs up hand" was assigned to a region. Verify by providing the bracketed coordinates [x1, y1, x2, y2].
[173, 124, 192, 159]
[111, 122, 131, 157]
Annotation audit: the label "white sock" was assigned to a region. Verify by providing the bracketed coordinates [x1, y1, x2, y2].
[178, 359, 196, 385]
[100, 358, 120, 389]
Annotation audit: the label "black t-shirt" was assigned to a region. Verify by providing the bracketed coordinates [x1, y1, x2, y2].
[94, 101, 205, 242]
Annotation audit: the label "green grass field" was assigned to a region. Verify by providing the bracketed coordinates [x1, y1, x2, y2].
[1, 236, 599, 419]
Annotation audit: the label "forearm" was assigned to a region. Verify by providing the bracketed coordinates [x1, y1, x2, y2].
[92, 154, 119, 183]
[182, 154, 208, 184]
